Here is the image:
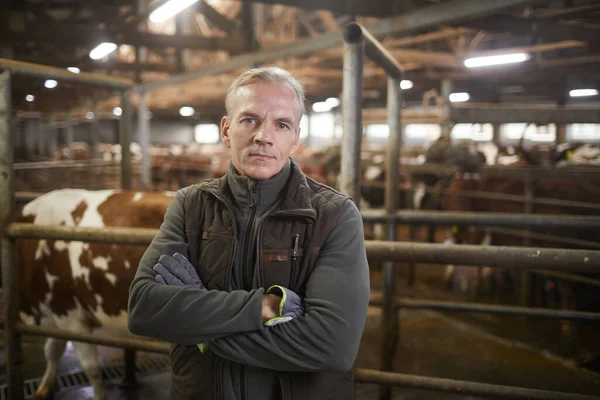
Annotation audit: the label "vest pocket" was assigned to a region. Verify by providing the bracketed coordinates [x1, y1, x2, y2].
[262, 249, 298, 289]
[199, 231, 234, 290]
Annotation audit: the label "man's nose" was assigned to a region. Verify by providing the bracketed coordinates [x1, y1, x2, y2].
[254, 125, 275, 146]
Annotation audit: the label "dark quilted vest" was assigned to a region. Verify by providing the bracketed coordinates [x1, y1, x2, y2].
[169, 161, 355, 400]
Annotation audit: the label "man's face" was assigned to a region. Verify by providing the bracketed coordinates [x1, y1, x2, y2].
[221, 81, 301, 180]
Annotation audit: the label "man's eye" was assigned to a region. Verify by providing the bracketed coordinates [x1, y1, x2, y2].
[243, 118, 257, 124]
[278, 123, 289, 130]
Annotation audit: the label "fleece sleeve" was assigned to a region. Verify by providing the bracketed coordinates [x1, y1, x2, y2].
[209, 200, 370, 372]
[127, 188, 264, 345]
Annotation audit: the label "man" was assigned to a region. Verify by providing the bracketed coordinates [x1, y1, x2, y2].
[128, 67, 370, 399]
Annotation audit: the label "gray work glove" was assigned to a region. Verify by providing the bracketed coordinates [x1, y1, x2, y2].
[152, 253, 210, 353]
[263, 285, 305, 327]
[153, 253, 206, 290]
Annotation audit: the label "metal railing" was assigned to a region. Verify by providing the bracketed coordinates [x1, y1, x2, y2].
[2, 222, 600, 400]
[0, 60, 135, 400]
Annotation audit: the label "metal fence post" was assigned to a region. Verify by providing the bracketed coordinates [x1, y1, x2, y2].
[120, 90, 133, 190]
[520, 178, 536, 306]
[1, 70, 25, 400]
[380, 76, 403, 400]
[340, 25, 364, 204]
[138, 90, 151, 190]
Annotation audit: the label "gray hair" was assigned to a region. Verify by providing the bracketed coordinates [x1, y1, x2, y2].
[225, 67, 306, 120]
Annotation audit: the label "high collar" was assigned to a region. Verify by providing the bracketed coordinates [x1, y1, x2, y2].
[227, 159, 292, 213]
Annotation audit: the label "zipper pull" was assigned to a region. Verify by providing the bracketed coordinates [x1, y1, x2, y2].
[292, 234, 300, 260]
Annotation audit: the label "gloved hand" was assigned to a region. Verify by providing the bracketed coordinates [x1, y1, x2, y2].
[152, 253, 210, 352]
[263, 285, 304, 326]
[153, 253, 206, 290]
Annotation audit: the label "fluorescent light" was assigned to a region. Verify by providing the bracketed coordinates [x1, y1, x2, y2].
[179, 106, 195, 117]
[149, 0, 200, 23]
[400, 80, 413, 90]
[194, 124, 221, 144]
[113, 107, 122, 116]
[25, 94, 35, 102]
[86, 112, 95, 120]
[464, 53, 529, 68]
[67, 67, 80, 74]
[89, 42, 118, 60]
[325, 97, 340, 108]
[449, 92, 470, 103]
[312, 102, 331, 113]
[569, 89, 598, 98]
[44, 79, 58, 89]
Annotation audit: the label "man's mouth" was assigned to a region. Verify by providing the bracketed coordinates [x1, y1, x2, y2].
[249, 153, 274, 159]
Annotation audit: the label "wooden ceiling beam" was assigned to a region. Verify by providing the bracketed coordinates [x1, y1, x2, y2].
[197, 1, 235, 34]
[12, 55, 178, 73]
[1, 26, 247, 53]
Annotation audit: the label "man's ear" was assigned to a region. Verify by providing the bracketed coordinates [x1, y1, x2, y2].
[290, 127, 300, 154]
[221, 116, 231, 148]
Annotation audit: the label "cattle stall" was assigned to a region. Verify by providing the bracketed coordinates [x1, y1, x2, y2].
[2, 22, 600, 400]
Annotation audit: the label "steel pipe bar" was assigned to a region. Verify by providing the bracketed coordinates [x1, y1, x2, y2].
[119, 90, 133, 190]
[380, 76, 403, 399]
[364, 241, 600, 272]
[361, 210, 600, 229]
[533, 269, 600, 287]
[5, 223, 157, 245]
[354, 369, 600, 400]
[414, 184, 600, 212]
[15, 323, 170, 354]
[6, 223, 600, 271]
[344, 23, 404, 80]
[0, 70, 25, 400]
[487, 227, 600, 250]
[369, 296, 600, 321]
[0, 58, 132, 90]
[14, 159, 121, 170]
[401, 163, 600, 183]
[340, 29, 364, 203]
[138, 90, 151, 190]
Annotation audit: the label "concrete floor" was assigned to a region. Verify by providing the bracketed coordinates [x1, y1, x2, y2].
[2, 304, 599, 400]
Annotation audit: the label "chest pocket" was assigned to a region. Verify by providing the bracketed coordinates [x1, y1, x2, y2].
[198, 231, 234, 290]
[261, 231, 304, 291]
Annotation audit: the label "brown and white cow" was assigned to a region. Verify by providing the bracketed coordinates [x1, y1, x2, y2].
[17, 189, 174, 400]
[440, 152, 600, 322]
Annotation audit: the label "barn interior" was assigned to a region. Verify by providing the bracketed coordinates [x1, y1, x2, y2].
[1, 0, 600, 399]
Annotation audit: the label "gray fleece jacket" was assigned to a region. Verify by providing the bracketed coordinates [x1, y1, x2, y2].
[128, 159, 370, 399]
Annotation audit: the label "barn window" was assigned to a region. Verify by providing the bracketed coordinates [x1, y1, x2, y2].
[452, 123, 493, 141]
[299, 114, 309, 139]
[502, 123, 556, 143]
[194, 124, 220, 144]
[567, 124, 600, 142]
[404, 124, 441, 147]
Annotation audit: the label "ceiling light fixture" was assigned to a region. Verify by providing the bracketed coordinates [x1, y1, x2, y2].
[149, 0, 200, 23]
[464, 53, 529, 68]
[179, 106, 195, 117]
[449, 92, 470, 103]
[569, 89, 598, 98]
[44, 79, 58, 89]
[400, 80, 413, 90]
[89, 42, 118, 60]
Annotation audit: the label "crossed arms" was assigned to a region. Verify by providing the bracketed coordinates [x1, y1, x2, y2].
[127, 189, 370, 372]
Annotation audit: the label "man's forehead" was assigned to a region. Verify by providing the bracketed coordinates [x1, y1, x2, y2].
[231, 82, 300, 119]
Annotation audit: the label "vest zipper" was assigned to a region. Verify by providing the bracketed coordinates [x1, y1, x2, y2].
[206, 190, 237, 400]
[240, 189, 257, 400]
